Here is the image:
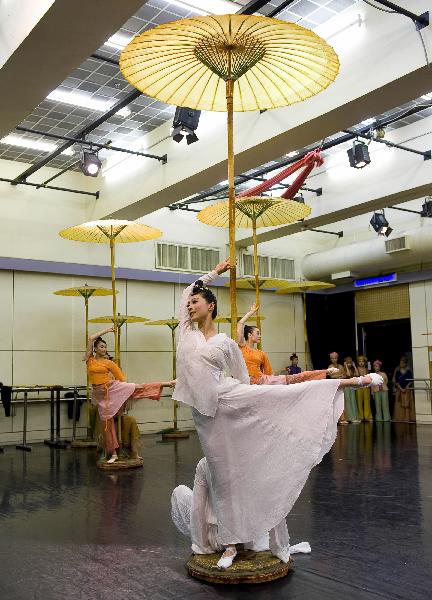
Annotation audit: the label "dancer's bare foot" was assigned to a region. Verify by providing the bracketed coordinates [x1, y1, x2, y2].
[131, 454, 143, 460]
[217, 545, 237, 570]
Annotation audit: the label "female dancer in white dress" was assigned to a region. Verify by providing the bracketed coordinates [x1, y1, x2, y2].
[171, 457, 311, 562]
[172, 260, 382, 569]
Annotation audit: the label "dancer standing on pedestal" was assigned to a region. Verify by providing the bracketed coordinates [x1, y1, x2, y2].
[85, 328, 174, 463]
[237, 305, 332, 385]
[172, 260, 383, 569]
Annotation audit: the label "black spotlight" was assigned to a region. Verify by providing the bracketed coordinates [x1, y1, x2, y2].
[79, 150, 101, 177]
[370, 211, 393, 237]
[347, 141, 371, 169]
[293, 193, 305, 204]
[171, 107, 200, 144]
[421, 198, 432, 217]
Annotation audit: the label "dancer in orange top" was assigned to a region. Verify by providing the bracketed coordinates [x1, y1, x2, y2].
[85, 327, 174, 463]
[237, 305, 331, 385]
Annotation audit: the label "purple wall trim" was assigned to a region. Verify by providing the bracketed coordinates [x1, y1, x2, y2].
[0, 256, 230, 286]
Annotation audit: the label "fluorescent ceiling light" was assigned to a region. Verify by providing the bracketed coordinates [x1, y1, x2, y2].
[47, 89, 131, 118]
[286, 151, 298, 157]
[421, 92, 432, 100]
[104, 33, 133, 50]
[1, 134, 74, 155]
[169, 0, 238, 15]
[361, 118, 375, 126]
[218, 179, 228, 186]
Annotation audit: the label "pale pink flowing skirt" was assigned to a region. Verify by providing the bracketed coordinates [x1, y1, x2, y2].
[92, 380, 162, 420]
[191, 377, 343, 545]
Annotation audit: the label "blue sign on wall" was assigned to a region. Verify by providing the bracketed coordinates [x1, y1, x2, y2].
[354, 273, 397, 288]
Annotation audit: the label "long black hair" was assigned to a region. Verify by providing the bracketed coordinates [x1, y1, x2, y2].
[191, 280, 217, 319]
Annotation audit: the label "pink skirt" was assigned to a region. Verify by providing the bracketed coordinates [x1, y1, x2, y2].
[257, 370, 327, 385]
[92, 380, 162, 420]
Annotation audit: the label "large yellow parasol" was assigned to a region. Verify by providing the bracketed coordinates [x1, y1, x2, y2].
[200, 196, 311, 331]
[276, 280, 335, 368]
[119, 14, 339, 338]
[144, 318, 187, 440]
[88, 313, 150, 367]
[54, 284, 117, 442]
[59, 220, 161, 362]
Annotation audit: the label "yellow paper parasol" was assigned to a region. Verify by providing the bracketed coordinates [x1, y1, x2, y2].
[200, 197, 311, 332]
[276, 280, 335, 368]
[54, 284, 117, 440]
[144, 318, 188, 440]
[59, 220, 161, 362]
[88, 313, 150, 366]
[119, 14, 339, 338]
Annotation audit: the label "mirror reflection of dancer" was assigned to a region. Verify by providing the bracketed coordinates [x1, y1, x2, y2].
[171, 457, 311, 562]
[85, 328, 174, 463]
[172, 260, 383, 569]
[237, 304, 336, 385]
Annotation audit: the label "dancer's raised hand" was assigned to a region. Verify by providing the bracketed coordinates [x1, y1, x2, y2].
[247, 304, 259, 315]
[214, 259, 231, 274]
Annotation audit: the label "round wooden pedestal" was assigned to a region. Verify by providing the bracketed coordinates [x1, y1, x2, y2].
[70, 439, 97, 448]
[186, 550, 292, 584]
[97, 457, 144, 471]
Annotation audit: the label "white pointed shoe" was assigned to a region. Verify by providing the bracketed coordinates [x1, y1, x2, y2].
[107, 453, 118, 464]
[217, 547, 237, 570]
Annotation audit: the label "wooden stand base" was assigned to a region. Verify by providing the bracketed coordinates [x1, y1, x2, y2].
[70, 439, 97, 448]
[97, 457, 144, 471]
[186, 550, 292, 585]
[162, 429, 190, 441]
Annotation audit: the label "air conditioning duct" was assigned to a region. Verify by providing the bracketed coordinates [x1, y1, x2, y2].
[302, 225, 432, 281]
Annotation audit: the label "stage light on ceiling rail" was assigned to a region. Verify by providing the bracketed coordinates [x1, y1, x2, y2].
[370, 210, 392, 237]
[421, 197, 432, 217]
[347, 140, 371, 169]
[171, 107, 200, 145]
[79, 150, 102, 177]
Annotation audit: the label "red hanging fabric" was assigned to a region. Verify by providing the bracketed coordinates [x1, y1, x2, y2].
[237, 150, 323, 200]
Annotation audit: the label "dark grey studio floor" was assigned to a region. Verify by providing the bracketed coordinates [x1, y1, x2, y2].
[0, 423, 431, 600]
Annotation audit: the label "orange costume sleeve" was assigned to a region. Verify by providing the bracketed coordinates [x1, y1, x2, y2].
[104, 359, 126, 382]
[261, 352, 273, 376]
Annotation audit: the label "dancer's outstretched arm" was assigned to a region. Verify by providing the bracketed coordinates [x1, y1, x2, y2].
[236, 304, 258, 346]
[84, 327, 114, 361]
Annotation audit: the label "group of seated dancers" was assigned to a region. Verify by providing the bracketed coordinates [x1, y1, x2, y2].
[85, 260, 384, 569]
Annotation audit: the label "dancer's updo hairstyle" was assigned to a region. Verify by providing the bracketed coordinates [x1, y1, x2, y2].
[93, 336, 106, 350]
[191, 280, 217, 319]
[244, 324, 258, 340]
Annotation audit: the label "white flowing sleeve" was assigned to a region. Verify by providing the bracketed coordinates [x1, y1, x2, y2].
[178, 270, 219, 337]
[228, 339, 250, 384]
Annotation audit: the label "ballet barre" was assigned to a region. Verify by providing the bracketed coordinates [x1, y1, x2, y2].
[7, 385, 86, 452]
[407, 378, 432, 414]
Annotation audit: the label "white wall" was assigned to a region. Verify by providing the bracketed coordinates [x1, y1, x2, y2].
[409, 281, 432, 424]
[0, 269, 304, 445]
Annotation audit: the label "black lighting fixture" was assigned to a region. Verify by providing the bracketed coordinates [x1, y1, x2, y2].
[347, 140, 371, 169]
[370, 210, 393, 237]
[293, 192, 305, 203]
[421, 198, 432, 217]
[171, 107, 201, 145]
[79, 150, 101, 177]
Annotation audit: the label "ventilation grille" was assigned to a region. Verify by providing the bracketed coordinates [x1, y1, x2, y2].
[156, 242, 220, 273]
[385, 236, 410, 253]
[242, 253, 295, 280]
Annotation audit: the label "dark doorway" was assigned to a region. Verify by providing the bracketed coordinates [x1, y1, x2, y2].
[306, 292, 356, 369]
[357, 318, 412, 388]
